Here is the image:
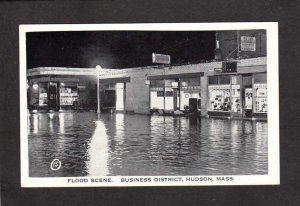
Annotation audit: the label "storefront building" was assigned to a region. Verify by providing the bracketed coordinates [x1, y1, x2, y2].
[27, 30, 267, 118]
[96, 56, 267, 119]
[207, 72, 267, 119]
[27, 67, 99, 112]
[148, 74, 202, 113]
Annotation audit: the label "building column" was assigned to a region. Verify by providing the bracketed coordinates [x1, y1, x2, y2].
[200, 75, 208, 117]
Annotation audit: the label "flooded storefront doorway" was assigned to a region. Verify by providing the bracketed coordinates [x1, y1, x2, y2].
[100, 82, 126, 111]
[48, 82, 59, 110]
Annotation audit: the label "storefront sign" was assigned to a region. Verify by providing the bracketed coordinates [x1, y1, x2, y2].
[241, 36, 256, 51]
[152, 53, 171, 64]
[222, 61, 237, 73]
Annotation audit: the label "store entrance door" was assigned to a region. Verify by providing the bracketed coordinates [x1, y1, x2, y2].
[48, 82, 58, 110]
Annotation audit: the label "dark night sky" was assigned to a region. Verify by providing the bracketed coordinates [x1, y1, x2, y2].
[26, 31, 216, 69]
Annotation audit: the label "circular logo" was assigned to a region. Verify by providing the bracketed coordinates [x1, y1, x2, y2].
[50, 159, 61, 171]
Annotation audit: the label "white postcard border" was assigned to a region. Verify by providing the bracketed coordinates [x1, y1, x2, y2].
[20, 23, 279, 187]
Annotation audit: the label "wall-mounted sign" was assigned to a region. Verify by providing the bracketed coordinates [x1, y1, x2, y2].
[222, 61, 237, 73]
[241, 36, 256, 51]
[152, 53, 171, 64]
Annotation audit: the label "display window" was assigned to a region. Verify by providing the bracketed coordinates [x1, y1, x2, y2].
[244, 88, 253, 110]
[231, 85, 241, 112]
[38, 83, 48, 106]
[60, 85, 78, 106]
[180, 77, 201, 111]
[208, 85, 231, 111]
[150, 87, 164, 110]
[254, 83, 267, 113]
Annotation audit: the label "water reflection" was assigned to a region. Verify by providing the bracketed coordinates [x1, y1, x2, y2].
[28, 112, 268, 177]
[87, 120, 109, 176]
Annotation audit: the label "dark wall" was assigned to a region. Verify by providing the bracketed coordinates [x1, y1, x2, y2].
[217, 30, 266, 59]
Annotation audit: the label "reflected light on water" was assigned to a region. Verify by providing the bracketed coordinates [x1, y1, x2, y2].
[29, 112, 268, 177]
[59, 113, 65, 134]
[87, 120, 109, 176]
[48, 113, 54, 133]
[32, 114, 39, 134]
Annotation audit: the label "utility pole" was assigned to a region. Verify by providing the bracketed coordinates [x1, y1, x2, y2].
[96, 65, 102, 114]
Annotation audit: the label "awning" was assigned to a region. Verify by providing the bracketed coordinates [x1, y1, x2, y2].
[99, 77, 131, 84]
[147, 72, 204, 80]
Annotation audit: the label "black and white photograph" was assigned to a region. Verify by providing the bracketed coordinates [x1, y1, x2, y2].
[20, 23, 279, 187]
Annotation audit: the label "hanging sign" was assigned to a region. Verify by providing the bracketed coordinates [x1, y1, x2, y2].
[241, 36, 256, 51]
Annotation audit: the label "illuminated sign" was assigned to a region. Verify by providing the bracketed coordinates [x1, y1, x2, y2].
[152, 53, 171, 64]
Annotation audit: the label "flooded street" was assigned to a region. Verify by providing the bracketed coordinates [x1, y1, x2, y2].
[28, 112, 268, 177]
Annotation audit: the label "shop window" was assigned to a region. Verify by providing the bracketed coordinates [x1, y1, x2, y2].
[219, 75, 231, 84]
[180, 77, 201, 111]
[254, 84, 267, 113]
[180, 77, 200, 86]
[231, 85, 241, 112]
[209, 75, 230, 85]
[150, 80, 164, 87]
[244, 87, 253, 110]
[254, 73, 267, 83]
[38, 83, 48, 106]
[208, 85, 231, 111]
[150, 81, 164, 110]
[60, 85, 78, 106]
[30, 83, 39, 105]
[209, 76, 218, 84]
[242, 75, 252, 86]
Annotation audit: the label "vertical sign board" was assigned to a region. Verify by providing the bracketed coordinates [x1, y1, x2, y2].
[152, 53, 171, 64]
[240, 36, 256, 51]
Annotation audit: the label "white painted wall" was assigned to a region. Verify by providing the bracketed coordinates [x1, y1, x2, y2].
[180, 91, 200, 110]
[116, 83, 124, 111]
[164, 87, 173, 110]
[150, 91, 164, 110]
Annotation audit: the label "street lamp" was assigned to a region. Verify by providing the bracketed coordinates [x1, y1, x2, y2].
[96, 65, 102, 114]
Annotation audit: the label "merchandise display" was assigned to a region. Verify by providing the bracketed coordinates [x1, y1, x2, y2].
[245, 88, 253, 110]
[60, 87, 78, 106]
[254, 84, 267, 113]
[231, 85, 241, 112]
[38, 87, 48, 106]
[209, 85, 231, 111]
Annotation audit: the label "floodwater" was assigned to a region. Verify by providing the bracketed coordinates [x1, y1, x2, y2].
[28, 112, 268, 177]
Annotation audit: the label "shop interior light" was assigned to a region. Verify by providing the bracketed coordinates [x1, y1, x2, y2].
[33, 84, 38, 90]
[49, 82, 53, 85]
[61, 82, 65, 86]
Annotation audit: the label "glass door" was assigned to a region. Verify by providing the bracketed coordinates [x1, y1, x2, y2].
[48, 82, 58, 110]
